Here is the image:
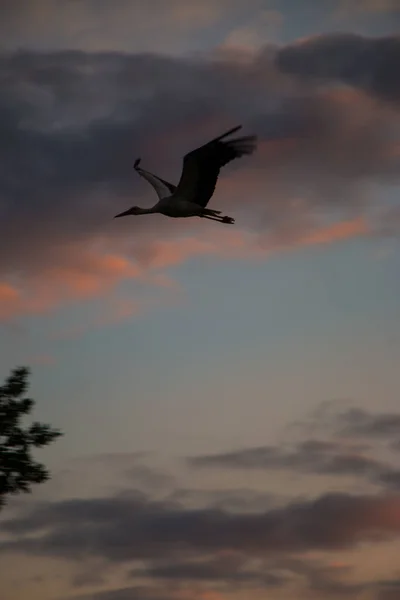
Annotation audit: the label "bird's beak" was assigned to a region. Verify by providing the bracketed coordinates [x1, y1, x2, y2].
[114, 208, 132, 218]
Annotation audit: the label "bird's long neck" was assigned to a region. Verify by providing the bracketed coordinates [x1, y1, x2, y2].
[137, 206, 157, 214]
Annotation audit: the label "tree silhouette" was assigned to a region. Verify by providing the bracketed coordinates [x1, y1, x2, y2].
[0, 366, 62, 509]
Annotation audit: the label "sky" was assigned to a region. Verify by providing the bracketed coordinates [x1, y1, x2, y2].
[0, 0, 399, 599]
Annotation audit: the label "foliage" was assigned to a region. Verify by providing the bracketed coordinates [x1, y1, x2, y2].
[0, 366, 62, 508]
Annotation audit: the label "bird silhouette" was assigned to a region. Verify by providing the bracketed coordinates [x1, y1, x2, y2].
[114, 125, 257, 225]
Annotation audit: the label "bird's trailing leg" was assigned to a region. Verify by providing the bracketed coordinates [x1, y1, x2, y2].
[203, 208, 222, 216]
[200, 214, 235, 224]
[201, 207, 234, 224]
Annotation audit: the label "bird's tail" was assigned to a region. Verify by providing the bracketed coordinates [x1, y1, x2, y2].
[134, 158, 141, 169]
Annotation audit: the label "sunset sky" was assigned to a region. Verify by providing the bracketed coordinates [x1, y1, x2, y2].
[0, 1, 400, 599]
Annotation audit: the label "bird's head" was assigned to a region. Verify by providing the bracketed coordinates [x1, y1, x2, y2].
[114, 206, 142, 218]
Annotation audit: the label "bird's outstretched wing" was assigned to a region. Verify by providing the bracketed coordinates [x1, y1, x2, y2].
[134, 158, 176, 200]
[174, 125, 257, 207]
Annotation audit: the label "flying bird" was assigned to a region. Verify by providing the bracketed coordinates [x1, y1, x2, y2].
[114, 125, 257, 225]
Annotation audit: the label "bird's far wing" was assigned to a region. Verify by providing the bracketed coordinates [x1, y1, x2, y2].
[134, 158, 176, 199]
[174, 126, 257, 207]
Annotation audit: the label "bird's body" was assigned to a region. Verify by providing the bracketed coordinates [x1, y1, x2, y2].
[114, 125, 257, 225]
[138, 198, 200, 218]
[152, 198, 223, 219]
[158, 199, 201, 218]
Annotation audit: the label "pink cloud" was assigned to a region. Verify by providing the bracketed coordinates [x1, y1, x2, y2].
[1, 48, 397, 328]
[0, 249, 141, 320]
[0, 215, 370, 323]
[289, 216, 368, 247]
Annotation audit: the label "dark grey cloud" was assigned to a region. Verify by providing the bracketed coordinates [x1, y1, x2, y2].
[392, 439, 400, 452]
[70, 586, 181, 600]
[59, 575, 400, 600]
[188, 406, 400, 491]
[141, 553, 282, 589]
[0, 0, 256, 55]
[375, 580, 400, 600]
[125, 464, 176, 494]
[0, 43, 399, 306]
[325, 407, 400, 464]
[71, 567, 106, 590]
[275, 33, 400, 105]
[2, 489, 400, 564]
[139, 553, 385, 598]
[275, 555, 368, 598]
[167, 486, 276, 513]
[188, 437, 387, 478]
[374, 469, 400, 490]
[334, 408, 400, 440]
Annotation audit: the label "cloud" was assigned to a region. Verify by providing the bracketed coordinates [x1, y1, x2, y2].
[275, 33, 400, 105]
[0, 0, 232, 54]
[221, 9, 284, 51]
[72, 587, 235, 600]
[141, 553, 282, 588]
[3, 478, 400, 599]
[188, 405, 400, 492]
[125, 464, 176, 495]
[335, 0, 400, 17]
[167, 487, 277, 513]
[3, 413, 400, 599]
[304, 403, 400, 456]
[375, 580, 400, 600]
[1, 217, 368, 321]
[188, 438, 385, 476]
[139, 553, 370, 598]
[188, 437, 400, 493]
[1, 43, 399, 322]
[3, 490, 400, 563]
[71, 586, 187, 600]
[0, 248, 142, 320]
[334, 408, 400, 440]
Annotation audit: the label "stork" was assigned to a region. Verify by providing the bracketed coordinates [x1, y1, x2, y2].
[114, 125, 257, 225]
